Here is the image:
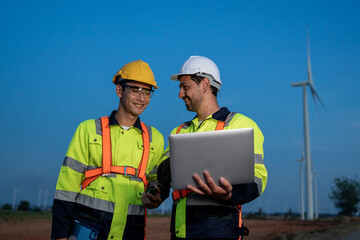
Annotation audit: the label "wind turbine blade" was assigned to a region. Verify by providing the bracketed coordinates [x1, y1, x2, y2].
[309, 83, 327, 111]
[305, 24, 326, 112]
[306, 25, 313, 85]
[309, 85, 320, 114]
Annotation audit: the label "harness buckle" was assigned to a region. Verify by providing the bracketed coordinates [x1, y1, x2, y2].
[124, 166, 137, 178]
[102, 169, 111, 177]
[124, 166, 129, 177]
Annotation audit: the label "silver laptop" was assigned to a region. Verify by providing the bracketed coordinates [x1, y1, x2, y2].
[169, 128, 254, 190]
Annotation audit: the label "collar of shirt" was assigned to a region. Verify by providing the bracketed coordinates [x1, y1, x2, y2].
[108, 110, 145, 132]
[182, 107, 231, 127]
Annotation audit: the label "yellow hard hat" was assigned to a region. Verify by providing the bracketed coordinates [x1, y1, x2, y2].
[112, 60, 159, 89]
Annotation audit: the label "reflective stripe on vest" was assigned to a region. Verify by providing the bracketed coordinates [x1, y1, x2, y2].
[172, 116, 245, 238]
[82, 116, 150, 189]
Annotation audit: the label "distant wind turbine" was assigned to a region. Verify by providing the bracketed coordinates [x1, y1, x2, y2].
[43, 188, 48, 210]
[12, 187, 18, 210]
[313, 171, 319, 219]
[161, 202, 165, 215]
[296, 155, 305, 220]
[291, 27, 326, 220]
[38, 188, 43, 208]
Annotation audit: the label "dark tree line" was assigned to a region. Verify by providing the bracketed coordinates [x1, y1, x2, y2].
[329, 176, 360, 216]
[1, 200, 30, 211]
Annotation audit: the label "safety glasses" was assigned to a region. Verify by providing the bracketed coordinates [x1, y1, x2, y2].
[121, 83, 154, 99]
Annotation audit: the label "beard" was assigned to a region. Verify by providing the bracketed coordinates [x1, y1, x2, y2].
[184, 96, 201, 112]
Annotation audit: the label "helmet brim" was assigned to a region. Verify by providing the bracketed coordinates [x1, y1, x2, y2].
[170, 73, 182, 81]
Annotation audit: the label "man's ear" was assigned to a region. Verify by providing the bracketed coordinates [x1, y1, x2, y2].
[201, 78, 211, 93]
[116, 85, 123, 98]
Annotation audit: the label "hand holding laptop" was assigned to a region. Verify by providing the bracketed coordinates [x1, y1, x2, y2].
[187, 170, 233, 201]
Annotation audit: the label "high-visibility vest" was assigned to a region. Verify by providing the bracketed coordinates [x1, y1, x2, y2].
[171, 117, 248, 239]
[82, 116, 150, 189]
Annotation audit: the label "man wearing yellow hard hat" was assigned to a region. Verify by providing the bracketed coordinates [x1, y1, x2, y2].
[51, 60, 167, 240]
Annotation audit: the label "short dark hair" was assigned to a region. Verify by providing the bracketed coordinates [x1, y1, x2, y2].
[114, 76, 121, 85]
[116, 79, 134, 94]
[190, 75, 218, 97]
[117, 78, 153, 91]
[114, 76, 135, 86]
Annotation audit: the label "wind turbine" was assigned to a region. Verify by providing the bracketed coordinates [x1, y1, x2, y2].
[12, 187, 18, 210]
[291, 27, 326, 220]
[313, 171, 318, 219]
[43, 188, 48, 210]
[38, 188, 43, 209]
[296, 155, 305, 220]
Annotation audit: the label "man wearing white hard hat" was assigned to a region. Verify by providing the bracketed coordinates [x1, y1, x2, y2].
[158, 56, 268, 239]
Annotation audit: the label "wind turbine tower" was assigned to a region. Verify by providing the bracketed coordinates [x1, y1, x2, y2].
[296, 155, 305, 220]
[38, 188, 43, 208]
[43, 188, 48, 210]
[291, 28, 326, 220]
[313, 171, 319, 219]
[12, 187, 18, 210]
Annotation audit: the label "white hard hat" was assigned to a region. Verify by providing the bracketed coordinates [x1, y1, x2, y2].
[170, 56, 222, 91]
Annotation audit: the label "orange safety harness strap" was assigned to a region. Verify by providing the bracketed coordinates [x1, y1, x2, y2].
[82, 116, 150, 189]
[102, 116, 112, 174]
[237, 205, 249, 239]
[215, 120, 225, 130]
[172, 189, 192, 200]
[175, 124, 185, 134]
[238, 205, 242, 228]
[138, 121, 150, 186]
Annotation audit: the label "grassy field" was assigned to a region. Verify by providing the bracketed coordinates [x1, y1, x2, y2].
[0, 210, 170, 221]
[1, 210, 360, 240]
[0, 210, 52, 222]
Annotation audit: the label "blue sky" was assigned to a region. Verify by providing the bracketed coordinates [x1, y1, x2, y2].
[1, 0, 359, 214]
